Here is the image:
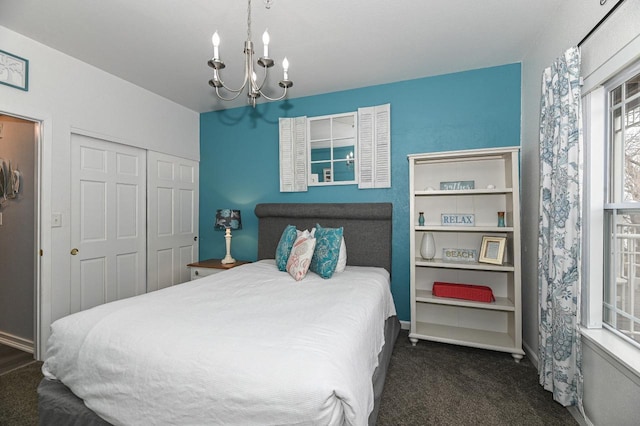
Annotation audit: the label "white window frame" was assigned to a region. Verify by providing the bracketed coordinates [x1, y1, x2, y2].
[601, 61, 640, 347]
[583, 86, 605, 329]
[583, 59, 640, 377]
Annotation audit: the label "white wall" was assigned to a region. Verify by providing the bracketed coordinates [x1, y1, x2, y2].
[0, 25, 199, 358]
[582, 337, 640, 425]
[520, 1, 640, 424]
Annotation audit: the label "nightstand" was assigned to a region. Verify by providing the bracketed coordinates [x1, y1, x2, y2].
[187, 258, 251, 280]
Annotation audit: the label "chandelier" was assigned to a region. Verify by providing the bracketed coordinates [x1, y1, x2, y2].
[207, 0, 293, 107]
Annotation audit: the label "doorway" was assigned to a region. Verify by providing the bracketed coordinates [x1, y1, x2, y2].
[0, 114, 39, 359]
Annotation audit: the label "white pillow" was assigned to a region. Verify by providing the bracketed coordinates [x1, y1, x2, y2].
[335, 237, 347, 273]
[297, 227, 316, 238]
[286, 233, 316, 281]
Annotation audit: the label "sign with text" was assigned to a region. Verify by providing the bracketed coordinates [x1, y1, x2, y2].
[442, 248, 478, 263]
[441, 213, 475, 226]
[439, 180, 475, 190]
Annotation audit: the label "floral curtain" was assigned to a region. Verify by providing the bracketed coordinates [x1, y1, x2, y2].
[537, 46, 583, 408]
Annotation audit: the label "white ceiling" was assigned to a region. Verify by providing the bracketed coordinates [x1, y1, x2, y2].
[0, 0, 569, 113]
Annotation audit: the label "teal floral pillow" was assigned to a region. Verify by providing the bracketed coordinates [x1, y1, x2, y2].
[275, 225, 298, 271]
[310, 224, 344, 279]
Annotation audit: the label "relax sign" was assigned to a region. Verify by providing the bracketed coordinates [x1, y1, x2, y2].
[441, 214, 475, 226]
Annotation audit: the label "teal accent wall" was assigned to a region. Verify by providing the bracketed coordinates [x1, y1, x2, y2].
[199, 63, 522, 321]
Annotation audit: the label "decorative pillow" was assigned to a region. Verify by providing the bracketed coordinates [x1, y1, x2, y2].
[297, 227, 316, 238]
[286, 234, 316, 281]
[335, 237, 347, 273]
[310, 224, 344, 279]
[275, 225, 298, 271]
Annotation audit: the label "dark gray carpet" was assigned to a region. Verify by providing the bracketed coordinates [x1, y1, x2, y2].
[377, 330, 577, 425]
[0, 331, 577, 426]
[0, 361, 42, 426]
[0, 344, 33, 376]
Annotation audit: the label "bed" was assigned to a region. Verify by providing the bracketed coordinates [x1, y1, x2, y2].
[38, 202, 399, 426]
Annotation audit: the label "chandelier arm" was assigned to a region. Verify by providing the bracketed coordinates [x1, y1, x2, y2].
[214, 86, 246, 102]
[215, 71, 250, 95]
[257, 87, 289, 101]
[254, 64, 270, 91]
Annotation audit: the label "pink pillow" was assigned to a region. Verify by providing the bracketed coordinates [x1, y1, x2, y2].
[286, 234, 316, 281]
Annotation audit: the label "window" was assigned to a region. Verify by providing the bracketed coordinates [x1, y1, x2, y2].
[603, 60, 640, 347]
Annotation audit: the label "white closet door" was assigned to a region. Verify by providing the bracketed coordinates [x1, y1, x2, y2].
[147, 151, 199, 291]
[70, 134, 147, 313]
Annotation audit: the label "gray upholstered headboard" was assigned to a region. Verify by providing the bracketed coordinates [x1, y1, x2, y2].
[254, 203, 393, 274]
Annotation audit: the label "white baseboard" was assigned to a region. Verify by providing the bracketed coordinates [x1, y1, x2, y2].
[399, 320, 410, 330]
[0, 332, 34, 353]
[522, 339, 538, 369]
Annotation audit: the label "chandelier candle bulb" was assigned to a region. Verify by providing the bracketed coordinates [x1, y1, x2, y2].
[212, 32, 220, 59]
[283, 57, 289, 80]
[262, 30, 269, 57]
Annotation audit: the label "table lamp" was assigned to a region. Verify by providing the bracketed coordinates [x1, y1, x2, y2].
[215, 209, 242, 264]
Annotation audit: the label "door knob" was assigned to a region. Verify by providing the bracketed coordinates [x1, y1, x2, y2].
[70, 248, 79, 255]
[194, 236, 198, 241]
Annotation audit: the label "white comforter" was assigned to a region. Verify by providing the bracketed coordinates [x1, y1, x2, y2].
[42, 260, 396, 426]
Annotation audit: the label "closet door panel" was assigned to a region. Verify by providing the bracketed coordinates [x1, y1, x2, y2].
[70, 134, 147, 313]
[147, 151, 199, 291]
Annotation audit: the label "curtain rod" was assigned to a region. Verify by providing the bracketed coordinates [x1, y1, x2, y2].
[577, 0, 626, 47]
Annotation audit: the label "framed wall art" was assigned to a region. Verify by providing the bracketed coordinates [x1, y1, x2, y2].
[0, 49, 29, 91]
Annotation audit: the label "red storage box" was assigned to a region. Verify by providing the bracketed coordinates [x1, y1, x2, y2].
[432, 281, 495, 303]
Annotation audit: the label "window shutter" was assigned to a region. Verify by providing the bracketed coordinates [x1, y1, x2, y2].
[358, 107, 374, 188]
[279, 116, 308, 192]
[358, 103, 391, 189]
[373, 103, 391, 188]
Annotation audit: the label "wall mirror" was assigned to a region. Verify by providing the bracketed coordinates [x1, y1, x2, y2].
[308, 112, 357, 186]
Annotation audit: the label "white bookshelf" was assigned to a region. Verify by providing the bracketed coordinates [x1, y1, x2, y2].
[408, 146, 524, 361]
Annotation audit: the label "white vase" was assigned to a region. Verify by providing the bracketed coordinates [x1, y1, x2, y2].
[420, 232, 436, 260]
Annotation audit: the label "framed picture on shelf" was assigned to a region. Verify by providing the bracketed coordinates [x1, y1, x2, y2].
[478, 236, 506, 265]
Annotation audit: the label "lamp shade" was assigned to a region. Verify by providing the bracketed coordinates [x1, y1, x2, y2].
[215, 209, 242, 230]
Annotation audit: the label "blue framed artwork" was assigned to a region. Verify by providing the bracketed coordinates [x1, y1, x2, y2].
[0, 49, 29, 91]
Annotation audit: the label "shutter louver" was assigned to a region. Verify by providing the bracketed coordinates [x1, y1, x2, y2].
[374, 104, 391, 188]
[358, 107, 374, 189]
[358, 104, 391, 189]
[279, 117, 308, 192]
